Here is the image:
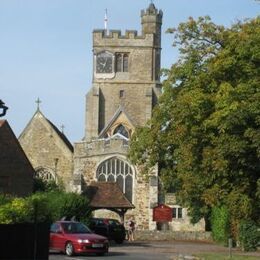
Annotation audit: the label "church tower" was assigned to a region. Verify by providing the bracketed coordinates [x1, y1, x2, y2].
[84, 2, 162, 141]
[73, 3, 163, 230]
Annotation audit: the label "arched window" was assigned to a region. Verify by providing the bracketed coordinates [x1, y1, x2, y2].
[35, 167, 55, 181]
[113, 124, 129, 138]
[96, 158, 133, 202]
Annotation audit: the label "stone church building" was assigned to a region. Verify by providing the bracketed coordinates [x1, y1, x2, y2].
[19, 3, 204, 231]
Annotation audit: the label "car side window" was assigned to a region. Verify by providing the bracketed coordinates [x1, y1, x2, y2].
[50, 223, 60, 233]
[97, 220, 104, 226]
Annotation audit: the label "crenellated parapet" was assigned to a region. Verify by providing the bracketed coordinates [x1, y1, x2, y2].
[93, 29, 146, 39]
[93, 29, 154, 48]
[74, 138, 129, 158]
[141, 3, 163, 21]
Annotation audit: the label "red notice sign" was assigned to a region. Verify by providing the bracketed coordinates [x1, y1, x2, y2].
[153, 204, 172, 222]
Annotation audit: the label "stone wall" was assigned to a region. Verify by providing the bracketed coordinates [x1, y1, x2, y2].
[73, 137, 158, 230]
[19, 111, 73, 191]
[134, 230, 212, 242]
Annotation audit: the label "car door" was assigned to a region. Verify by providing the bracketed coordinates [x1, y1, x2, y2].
[50, 223, 65, 251]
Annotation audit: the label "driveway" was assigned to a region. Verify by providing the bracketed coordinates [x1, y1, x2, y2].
[49, 240, 260, 260]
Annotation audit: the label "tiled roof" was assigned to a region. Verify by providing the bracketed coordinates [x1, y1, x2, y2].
[0, 120, 34, 196]
[0, 120, 5, 127]
[85, 182, 134, 209]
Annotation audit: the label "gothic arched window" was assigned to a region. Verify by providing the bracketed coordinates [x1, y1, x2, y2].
[35, 167, 55, 181]
[96, 157, 133, 202]
[113, 124, 129, 138]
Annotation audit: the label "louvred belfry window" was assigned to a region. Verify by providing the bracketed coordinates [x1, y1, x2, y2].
[116, 53, 129, 72]
[96, 157, 133, 202]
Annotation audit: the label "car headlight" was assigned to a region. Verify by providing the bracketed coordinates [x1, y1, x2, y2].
[77, 239, 90, 243]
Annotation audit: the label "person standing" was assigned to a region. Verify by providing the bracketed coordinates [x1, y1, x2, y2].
[127, 217, 135, 241]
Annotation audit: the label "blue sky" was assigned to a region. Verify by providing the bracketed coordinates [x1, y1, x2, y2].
[0, 0, 259, 142]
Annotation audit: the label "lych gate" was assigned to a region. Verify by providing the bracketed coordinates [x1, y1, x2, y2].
[84, 182, 134, 223]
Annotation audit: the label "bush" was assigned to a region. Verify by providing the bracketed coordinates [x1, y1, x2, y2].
[45, 191, 91, 223]
[27, 193, 53, 222]
[0, 191, 91, 225]
[0, 194, 13, 206]
[239, 220, 260, 251]
[211, 206, 230, 245]
[58, 192, 91, 223]
[0, 198, 33, 224]
[33, 178, 62, 193]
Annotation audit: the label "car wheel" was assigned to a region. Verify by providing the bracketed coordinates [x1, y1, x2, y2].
[65, 242, 74, 256]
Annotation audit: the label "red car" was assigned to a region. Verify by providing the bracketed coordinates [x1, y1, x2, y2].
[49, 221, 109, 256]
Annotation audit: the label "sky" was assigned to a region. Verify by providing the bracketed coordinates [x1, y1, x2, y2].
[0, 0, 259, 143]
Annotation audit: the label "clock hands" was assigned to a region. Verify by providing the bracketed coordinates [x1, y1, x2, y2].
[101, 58, 108, 68]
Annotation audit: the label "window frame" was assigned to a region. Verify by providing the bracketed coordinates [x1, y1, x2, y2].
[172, 207, 183, 220]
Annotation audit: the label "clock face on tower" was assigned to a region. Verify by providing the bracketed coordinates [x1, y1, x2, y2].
[96, 52, 113, 73]
[94, 51, 115, 79]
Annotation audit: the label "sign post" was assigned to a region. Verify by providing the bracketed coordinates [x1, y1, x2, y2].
[153, 204, 172, 231]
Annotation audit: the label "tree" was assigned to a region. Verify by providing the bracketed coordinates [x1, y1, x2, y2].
[45, 192, 91, 224]
[129, 16, 260, 237]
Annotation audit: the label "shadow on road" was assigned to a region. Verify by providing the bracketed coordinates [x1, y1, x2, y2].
[110, 241, 152, 248]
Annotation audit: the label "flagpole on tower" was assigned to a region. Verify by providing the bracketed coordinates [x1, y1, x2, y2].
[104, 8, 108, 35]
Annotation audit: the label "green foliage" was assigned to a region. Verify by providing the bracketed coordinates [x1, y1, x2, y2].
[129, 16, 260, 234]
[239, 220, 260, 251]
[33, 178, 63, 193]
[0, 197, 33, 224]
[27, 193, 53, 222]
[211, 206, 230, 244]
[0, 194, 13, 206]
[0, 192, 91, 224]
[45, 192, 91, 224]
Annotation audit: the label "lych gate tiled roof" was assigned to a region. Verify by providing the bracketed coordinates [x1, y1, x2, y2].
[85, 182, 134, 209]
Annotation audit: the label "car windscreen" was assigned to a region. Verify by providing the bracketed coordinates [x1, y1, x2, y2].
[61, 222, 92, 234]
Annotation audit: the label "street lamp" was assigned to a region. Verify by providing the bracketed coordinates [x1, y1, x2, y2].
[0, 100, 8, 117]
